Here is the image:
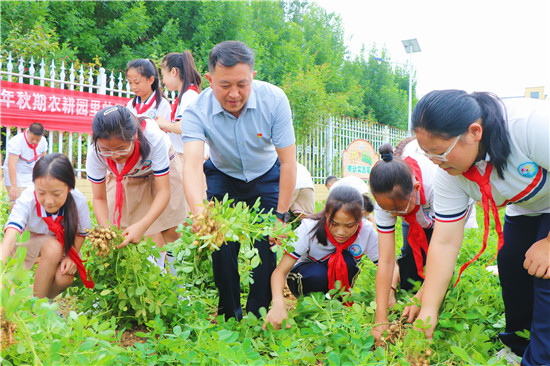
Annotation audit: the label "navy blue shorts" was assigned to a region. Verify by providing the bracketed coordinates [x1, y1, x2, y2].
[287, 250, 360, 298]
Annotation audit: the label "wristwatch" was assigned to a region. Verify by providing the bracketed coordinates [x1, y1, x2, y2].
[275, 211, 290, 223]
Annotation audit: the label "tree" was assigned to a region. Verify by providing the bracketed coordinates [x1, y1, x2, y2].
[0, 0, 414, 130]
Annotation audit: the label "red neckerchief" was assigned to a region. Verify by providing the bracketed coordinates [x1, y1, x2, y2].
[455, 163, 504, 287]
[170, 85, 198, 122]
[35, 194, 94, 289]
[24, 129, 38, 160]
[106, 138, 141, 229]
[403, 205, 429, 279]
[402, 157, 429, 279]
[134, 94, 156, 115]
[325, 219, 362, 306]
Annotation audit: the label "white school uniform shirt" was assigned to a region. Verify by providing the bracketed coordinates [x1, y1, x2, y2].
[2, 131, 48, 187]
[5, 185, 91, 236]
[86, 118, 172, 183]
[295, 163, 314, 190]
[286, 218, 379, 265]
[173, 88, 200, 154]
[126, 94, 171, 122]
[374, 140, 438, 234]
[434, 98, 549, 221]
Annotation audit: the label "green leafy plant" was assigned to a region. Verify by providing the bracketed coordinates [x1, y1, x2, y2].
[70, 228, 187, 327]
[165, 195, 296, 288]
[1, 248, 124, 365]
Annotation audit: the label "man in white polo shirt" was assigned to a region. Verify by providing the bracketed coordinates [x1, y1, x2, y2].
[3, 123, 48, 203]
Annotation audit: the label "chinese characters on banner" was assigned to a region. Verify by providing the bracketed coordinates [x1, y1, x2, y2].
[341, 138, 379, 180]
[0, 81, 131, 134]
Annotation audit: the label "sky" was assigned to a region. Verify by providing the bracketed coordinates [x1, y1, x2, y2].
[314, 0, 550, 99]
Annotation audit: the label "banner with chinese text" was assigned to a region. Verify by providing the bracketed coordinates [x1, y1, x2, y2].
[0, 80, 131, 134]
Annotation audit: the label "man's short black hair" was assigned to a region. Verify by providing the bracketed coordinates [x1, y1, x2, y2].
[28, 123, 45, 136]
[325, 175, 338, 188]
[208, 41, 255, 73]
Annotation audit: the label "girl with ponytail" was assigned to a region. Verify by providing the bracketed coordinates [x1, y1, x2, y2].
[125, 58, 171, 122]
[156, 51, 206, 228]
[86, 105, 186, 258]
[368, 137, 466, 341]
[411, 89, 549, 365]
[2, 153, 93, 298]
[156, 51, 203, 155]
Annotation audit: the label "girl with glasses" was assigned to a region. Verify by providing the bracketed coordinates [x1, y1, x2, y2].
[368, 137, 476, 341]
[86, 105, 186, 259]
[411, 90, 549, 365]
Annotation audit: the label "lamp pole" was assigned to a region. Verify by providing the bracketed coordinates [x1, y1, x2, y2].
[401, 38, 421, 134]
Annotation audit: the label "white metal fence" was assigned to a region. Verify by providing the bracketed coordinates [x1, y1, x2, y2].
[298, 117, 407, 183]
[1, 53, 407, 182]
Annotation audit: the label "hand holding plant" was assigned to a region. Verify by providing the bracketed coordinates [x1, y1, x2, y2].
[372, 322, 390, 341]
[119, 222, 147, 249]
[263, 302, 291, 330]
[414, 309, 437, 340]
[402, 287, 423, 323]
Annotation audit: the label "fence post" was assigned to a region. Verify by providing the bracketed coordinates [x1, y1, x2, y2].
[69, 63, 75, 91]
[87, 66, 94, 93]
[17, 57, 24, 84]
[7, 52, 13, 82]
[59, 61, 66, 89]
[326, 116, 334, 177]
[77, 134, 83, 178]
[98, 67, 107, 95]
[79, 65, 85, 92]
[39, 58, 46, 87]
[28, 57, 36, 85]
[49, 60, 56, 88]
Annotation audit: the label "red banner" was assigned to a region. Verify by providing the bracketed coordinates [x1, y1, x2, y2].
[0, 80, 131, 134]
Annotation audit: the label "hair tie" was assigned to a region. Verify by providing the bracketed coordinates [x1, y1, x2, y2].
[103, 106, 118, 116]
[381, 152, 393, 162]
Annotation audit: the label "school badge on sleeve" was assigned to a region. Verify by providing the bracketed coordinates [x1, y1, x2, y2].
[348, 244, 362, 257]
[518, 162, 537, 178]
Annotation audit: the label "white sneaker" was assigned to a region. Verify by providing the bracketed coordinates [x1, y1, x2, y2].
[495, 346, 521, 365]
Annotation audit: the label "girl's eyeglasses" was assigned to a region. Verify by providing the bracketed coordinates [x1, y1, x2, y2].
[97, 142, 133, 157]
[421, 134, 462, 162]
[386, 191, 415, 215]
